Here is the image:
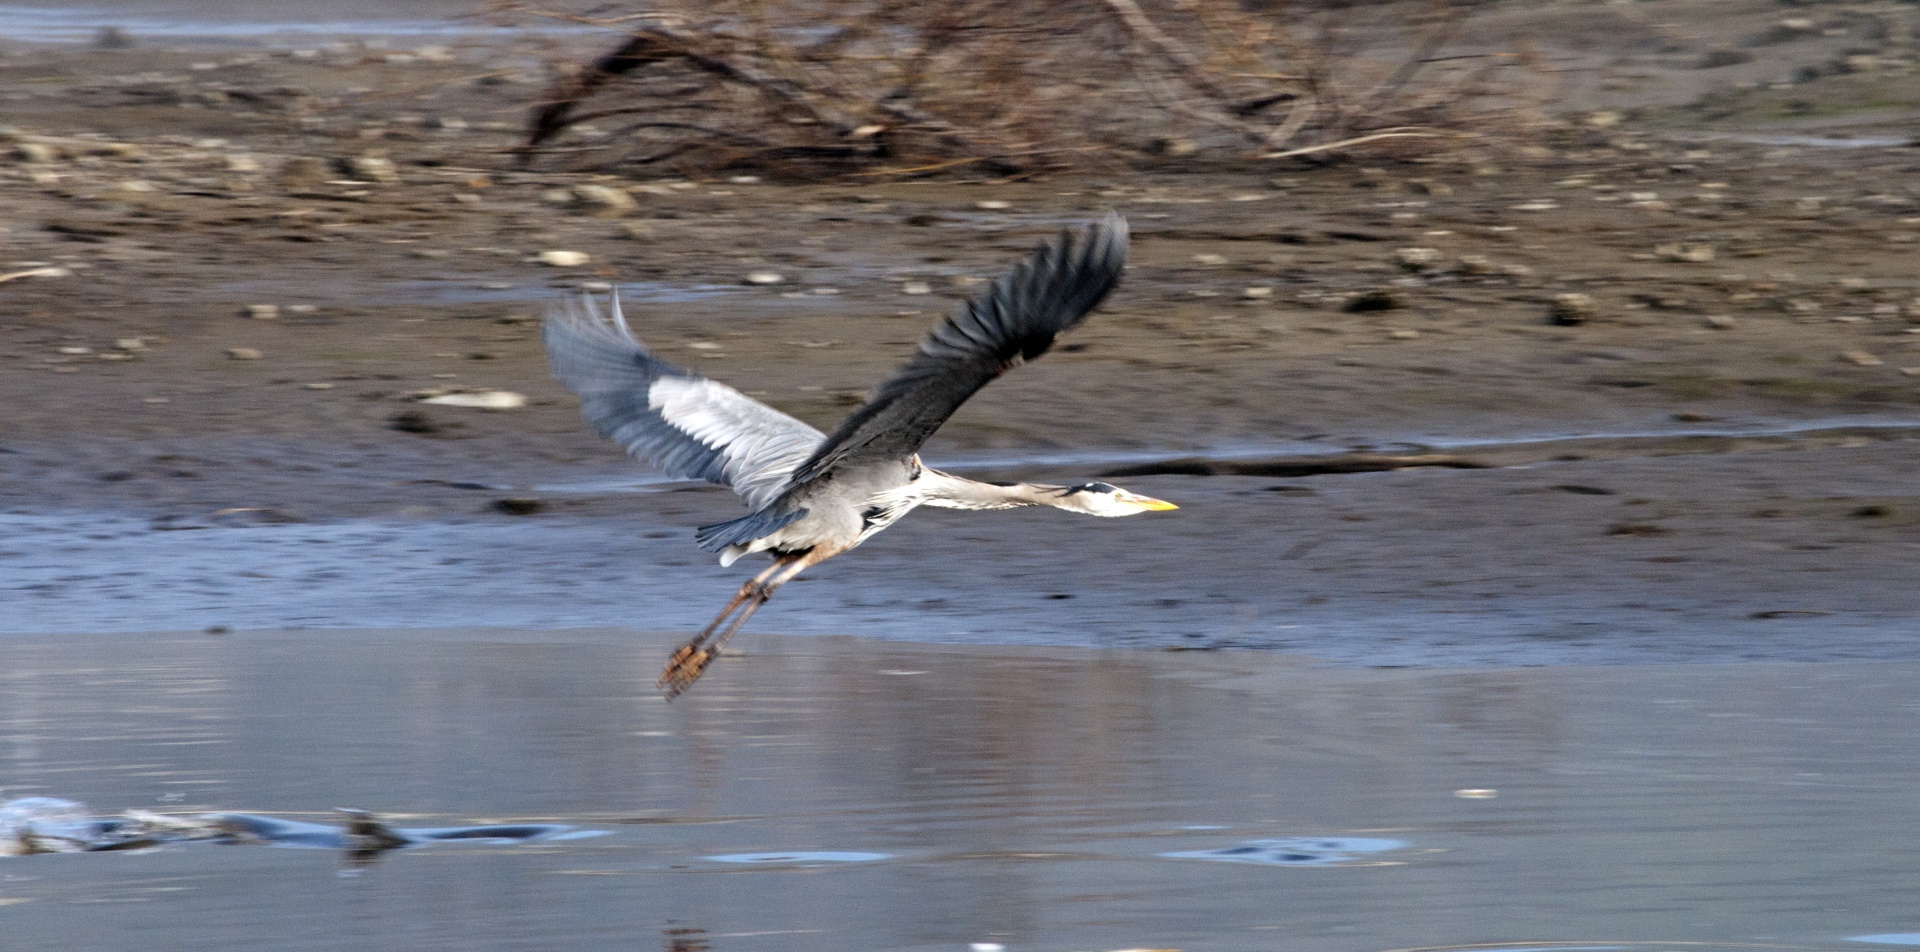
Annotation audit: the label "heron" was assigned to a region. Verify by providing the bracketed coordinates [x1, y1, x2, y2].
[543, 213, 1174, 697]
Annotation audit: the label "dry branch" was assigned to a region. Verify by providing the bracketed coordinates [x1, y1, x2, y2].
[492, 0, 1536, 178]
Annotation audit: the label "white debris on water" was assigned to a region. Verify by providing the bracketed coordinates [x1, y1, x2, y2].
[420, 390, 527, 409]
[1393, 247, 1444, 271]
[0, 797, 101, 855]
[537, 250, 591, 267]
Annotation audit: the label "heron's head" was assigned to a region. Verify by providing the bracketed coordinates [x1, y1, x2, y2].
[1054, 482, 1179, 517]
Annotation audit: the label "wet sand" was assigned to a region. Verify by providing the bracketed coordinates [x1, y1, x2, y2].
[5, 629, 1920, 952]
[12, 432, 1920, 665]
[5, 3, 1920, 662]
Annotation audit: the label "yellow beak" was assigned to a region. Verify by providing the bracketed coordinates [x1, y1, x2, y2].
[1137, 496, 1179, 512]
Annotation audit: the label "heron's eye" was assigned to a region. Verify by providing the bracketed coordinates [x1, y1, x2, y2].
[1064, 482, 1119, 496]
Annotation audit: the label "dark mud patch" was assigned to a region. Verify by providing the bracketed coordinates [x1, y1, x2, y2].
[1104, 452, 1487, 478]
[1100, 423, 1920, 478]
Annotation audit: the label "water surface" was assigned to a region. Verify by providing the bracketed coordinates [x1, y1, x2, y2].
[4, 630, 1919, 951]
[0, 1, 500, 43]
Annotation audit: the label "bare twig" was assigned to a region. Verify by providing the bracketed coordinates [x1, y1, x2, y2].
[1262, 94, 1318, 152]
[846, 155, 998, 177]
[1358, 5, 1468, 119]
[1261, 128, 1471, 160]
[1097, 0, 1232, 101]
[499, 0, 1528, 177]
[0, 267, 70, 285]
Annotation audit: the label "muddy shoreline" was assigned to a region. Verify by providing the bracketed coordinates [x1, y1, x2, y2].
[5, 8, 1920, 662]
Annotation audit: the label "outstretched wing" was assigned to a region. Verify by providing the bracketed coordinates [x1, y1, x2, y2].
[543, 293, 825, 510]
[788, 212, 1128, 485]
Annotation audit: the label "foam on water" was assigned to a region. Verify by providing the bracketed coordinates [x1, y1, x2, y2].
[1, 796, 598, 859]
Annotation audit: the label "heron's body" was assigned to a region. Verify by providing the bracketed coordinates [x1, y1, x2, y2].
[714, 455, 923, 565]
[544, 214, 1171, 696]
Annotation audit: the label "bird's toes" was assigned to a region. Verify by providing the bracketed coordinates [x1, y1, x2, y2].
[657, 646, 714, 698]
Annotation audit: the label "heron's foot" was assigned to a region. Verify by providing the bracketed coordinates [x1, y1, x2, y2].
[658, 641, 716, 700]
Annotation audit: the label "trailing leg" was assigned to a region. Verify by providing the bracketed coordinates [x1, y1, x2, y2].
[657, 546, 840, 699]
[659, 555, 792, 698]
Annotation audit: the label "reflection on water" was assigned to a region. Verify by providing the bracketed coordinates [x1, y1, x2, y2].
[1, 796, 124, 853]
[1852, 939, 1920, 947]
[1445, 947, 1627, 952]
[1160, 836, 1406, 867]
[2, 796, 595, 867]
[2, 631, 1920, 951]
[1403, 946, 1794, 952]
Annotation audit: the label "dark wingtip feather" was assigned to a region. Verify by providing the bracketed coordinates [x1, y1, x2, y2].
[925, 211, 1129, 366]
[788, 213, 1129, 484]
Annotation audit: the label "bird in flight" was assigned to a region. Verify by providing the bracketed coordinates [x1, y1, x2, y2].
[544, 213, 1173, 697]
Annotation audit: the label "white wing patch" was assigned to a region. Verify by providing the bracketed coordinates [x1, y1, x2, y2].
[647, 376, 822, 510]
[544, 291, 825, 511]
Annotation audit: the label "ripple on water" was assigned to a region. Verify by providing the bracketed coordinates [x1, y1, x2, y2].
[1423, 948, 1625, 952]
[1159, 836, 1406, 866]
[1849, 937, 1920, 946]
[1406, 944, 1849, 952]
[705, 851, 892, 865]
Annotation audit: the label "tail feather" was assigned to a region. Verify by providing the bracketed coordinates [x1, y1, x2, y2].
[694, 507, 808, 555]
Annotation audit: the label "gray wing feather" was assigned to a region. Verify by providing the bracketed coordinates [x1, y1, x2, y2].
[543, 293, 825, 510]
[788, 212, 1128, 485]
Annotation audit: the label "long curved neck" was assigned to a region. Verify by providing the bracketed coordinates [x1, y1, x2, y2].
[917, 469, 1066, 511]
